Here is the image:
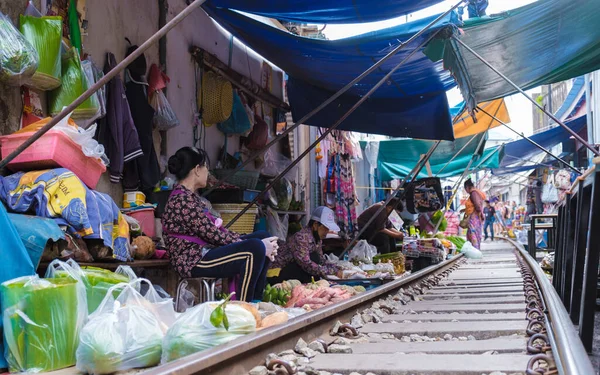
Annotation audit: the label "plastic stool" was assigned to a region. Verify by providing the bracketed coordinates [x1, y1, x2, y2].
[175, 277, 217, 312]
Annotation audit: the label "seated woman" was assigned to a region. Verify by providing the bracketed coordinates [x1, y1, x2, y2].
[268, 206, 342, 284]
[162, 147, 278, 302]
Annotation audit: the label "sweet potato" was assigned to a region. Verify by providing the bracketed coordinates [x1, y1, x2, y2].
[260, 311, 289, 329]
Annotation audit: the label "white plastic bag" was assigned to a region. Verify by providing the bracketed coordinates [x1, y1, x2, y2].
[265, 207, 288, 240]
[262, 148, 296, 178]
[461, 241, 483, 259]
[124, 278, 177, 332]
[54, 111, 106, 159]
[162, 301, 257, 363]
[349, 240, 377, 263]
[150, 90, 179, 131]
[76, 282, 164, 374]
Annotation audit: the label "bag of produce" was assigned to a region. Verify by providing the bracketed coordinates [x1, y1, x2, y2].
[349, 240, 377, 264]
[49, 48, 100, 119]
[162, 300, 257, 363]
[76, 281, 164, 374]
[150, 89, 179, 131]
[19, 15, 62, 90]
[1, 275, 86, 373]
[45, 259, 137, 313]
[0, 12, 39, 85]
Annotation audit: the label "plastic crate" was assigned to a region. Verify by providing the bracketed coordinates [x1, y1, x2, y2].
[0, 130, 106, 189]
[212, 169, 259, 190]
[212, 203, 258, 234]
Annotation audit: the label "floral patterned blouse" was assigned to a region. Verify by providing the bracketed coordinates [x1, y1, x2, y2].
[162, 184, 240, 277]
[271, 227, 339, 278]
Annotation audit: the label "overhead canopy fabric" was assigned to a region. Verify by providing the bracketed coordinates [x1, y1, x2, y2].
[453, 98, 509, 138]
[205, 6, 459, 140]
[501, 115, 587, 167]
[206, 0, 445, 24]
[374, 134, 503, 180]
[431, 0, 600, 110]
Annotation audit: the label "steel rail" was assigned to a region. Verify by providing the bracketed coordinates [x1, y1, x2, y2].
[224, 25, 447, 228]
[476, 105, 581, 175]
[452, 36, 600, 157]
[203, 0, 465, 197]
[505, 237, 595, 375]
[0, 0, 208, 170]
[141, 254, 464, 375]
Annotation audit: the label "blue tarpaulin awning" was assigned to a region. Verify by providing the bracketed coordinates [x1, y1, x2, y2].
[205, 7, 460, 140]
[500, 115, 587, 167]
[206, 0, 445, 24]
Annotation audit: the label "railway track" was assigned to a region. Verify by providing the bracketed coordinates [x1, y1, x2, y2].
[145, 239, 594, 375]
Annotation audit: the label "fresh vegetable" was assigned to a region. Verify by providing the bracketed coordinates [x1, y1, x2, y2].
[19, 15, 63, 90]
[260, 312, 289, 329]
[431, 210, 447, 232]
[446, 236, 466, 251]
[0, 12, 38, 85]
[162, 301, 256, 362]
[263, 284, 291, 306]
[210, 292, 235, 330]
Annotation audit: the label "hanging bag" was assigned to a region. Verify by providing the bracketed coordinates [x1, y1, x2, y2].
[542, 173, 559, 203]
[554, 170, 572, 190]
[244, 114, 268, 150]
[404, 177, 445, 214]
[217, 91, 252, 135]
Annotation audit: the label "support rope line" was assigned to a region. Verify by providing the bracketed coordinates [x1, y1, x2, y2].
[476, 106, 581, 175]
[452, 36, 599, 157]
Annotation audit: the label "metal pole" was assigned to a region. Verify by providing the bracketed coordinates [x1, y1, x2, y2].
[476, 105, 581, 175]
[344, 140, 442, 255]
[0, 0, 207, 170]
[585, 73, 594, 167]
[225, 28, 446, 227]
[204, 0, 465, 196]
[452, 36, 600, 157]
[434, 134, 478, 177]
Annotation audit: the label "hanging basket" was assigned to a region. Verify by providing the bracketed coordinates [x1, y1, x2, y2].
[198, 71, 233, 125]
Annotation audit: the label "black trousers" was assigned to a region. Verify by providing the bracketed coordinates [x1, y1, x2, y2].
[362, 232, 397, 254]
[191, 231, 271, 302]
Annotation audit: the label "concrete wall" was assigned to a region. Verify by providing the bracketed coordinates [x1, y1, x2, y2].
[0, 0, 286, 203]
[163, 2, 284, 165]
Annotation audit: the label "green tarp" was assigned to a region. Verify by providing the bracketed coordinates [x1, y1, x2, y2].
[427, 0, 600, 111]
[372, 135, 503, 181]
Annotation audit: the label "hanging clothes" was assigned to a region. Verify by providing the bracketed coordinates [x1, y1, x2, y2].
[98, 53, 143, 183]
[322, 131, 359, 237]
[122, 45, 161, 193]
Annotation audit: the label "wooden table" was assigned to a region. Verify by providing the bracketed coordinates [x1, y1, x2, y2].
[37, 259, 179, 297]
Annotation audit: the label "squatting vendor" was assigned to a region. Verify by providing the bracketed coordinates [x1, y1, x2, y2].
[268, 206, 342, 284]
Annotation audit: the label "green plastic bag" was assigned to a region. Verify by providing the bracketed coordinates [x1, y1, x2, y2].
[49, 47, 100, 119]
[0, 11, 39, 85]
[1, 276, 86, 373]
[45, 259, 135, 313]
[19, 15, 62, 91]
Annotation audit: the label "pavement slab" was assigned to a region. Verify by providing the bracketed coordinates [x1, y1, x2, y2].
[350, 337, 528, 354]
[393, 303, 525, 313]
[360, 321, 527, 339]
[382, 312, 526, 322]
[309, 353, 530, 374]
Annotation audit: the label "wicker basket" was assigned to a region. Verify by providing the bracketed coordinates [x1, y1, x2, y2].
[199, 71, 233, 125]
[213, 203, 258, 234]
[212, 169, 259, 190]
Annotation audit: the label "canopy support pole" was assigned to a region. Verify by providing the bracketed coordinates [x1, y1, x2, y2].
[432, 129, 492, 235]
[476, 105, 581, 175]
[0, 0, 207, 170]
[225, 27, 449, 227]
[204, 0, 466, 196]
[452, 35, 600, 157]
[341, 140, 442, 257]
